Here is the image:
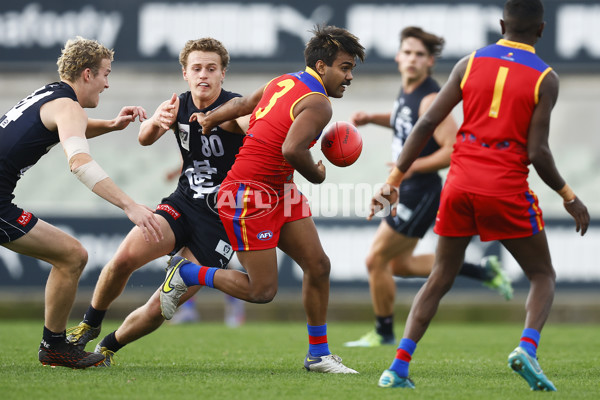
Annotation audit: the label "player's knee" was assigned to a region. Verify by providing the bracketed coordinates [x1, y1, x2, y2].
[248, 285, 277, 303]
[312, 253, 331, 276]
[526, 265, 556, 285]
[545, 267, 556, 284]
[365, 252, 390, 274]
[110, 248, 143, 275]
[365, 253, 377, 273]
[146, 297, 164, 320]
[428, 273, 454, 294]
[61, 242, 88, 275]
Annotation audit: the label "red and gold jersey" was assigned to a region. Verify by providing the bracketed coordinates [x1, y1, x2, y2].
[227, 67, 329, 192]
[447, 39, 552, 195]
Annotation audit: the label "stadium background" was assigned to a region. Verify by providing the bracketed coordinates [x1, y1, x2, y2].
[0, 1, 598, 323]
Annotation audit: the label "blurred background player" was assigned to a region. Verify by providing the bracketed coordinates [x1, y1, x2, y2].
[370, 0, 590, 390]
[0, 37, 161, 368]
[159, 25, 365, 374]
[344, 27, 513, 348]
[66, 38, 249, 366]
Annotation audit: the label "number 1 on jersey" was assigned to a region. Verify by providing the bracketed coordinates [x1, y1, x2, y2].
[489, 66, 509, 119]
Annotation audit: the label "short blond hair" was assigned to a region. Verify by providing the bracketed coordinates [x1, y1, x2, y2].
[57, 37, 114, 82]
[179, 38, 229, 70]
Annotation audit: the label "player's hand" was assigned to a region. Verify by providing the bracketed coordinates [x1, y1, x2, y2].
[314, 160, 326, 184]
[564, 197, 590, 236]
[152, 93, 178, 131]
[350, 111, 370, 126]
[123, 203, 164, 242]
[190, 111, 216, 134]
[367, 183, 399, 221]
[113, 106, 148, 130]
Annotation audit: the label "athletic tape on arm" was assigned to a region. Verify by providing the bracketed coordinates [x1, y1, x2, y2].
[62, 136, 90, 160]
[72, 160, 109, 190]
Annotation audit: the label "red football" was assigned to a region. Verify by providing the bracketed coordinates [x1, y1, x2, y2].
[320, 121, 363, 167]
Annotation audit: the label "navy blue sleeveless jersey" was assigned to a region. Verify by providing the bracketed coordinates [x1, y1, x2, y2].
[390, 76, 442, 190]
[0, 82, 78, 201]
[173, 89, 244, 208]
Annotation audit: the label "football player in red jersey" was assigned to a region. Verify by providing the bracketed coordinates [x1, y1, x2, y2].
[371, 0, 589, 390]
[344, 26, 513, 350]
[159, 25, 365, 374]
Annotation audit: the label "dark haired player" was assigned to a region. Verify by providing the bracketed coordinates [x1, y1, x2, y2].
[159, 25, 366, 373]
[371, 0, 589, 390]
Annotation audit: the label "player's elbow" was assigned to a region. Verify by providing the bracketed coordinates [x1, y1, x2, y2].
[528, 144, 552, 166]
[138, 135, 153, 146]
[138, 121, 160, 146]
[281, 144, 297, 164]
[68, 153, 92, 172]
[138, 129, 157, 146]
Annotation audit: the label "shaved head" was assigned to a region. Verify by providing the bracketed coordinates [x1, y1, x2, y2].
[503, 0, 544, 35]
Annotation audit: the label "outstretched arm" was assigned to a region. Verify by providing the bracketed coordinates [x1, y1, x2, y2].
[139, 93, 179, 146]
[42, 98, 163, 242]
[350, 111, 391, 128]
[86, 106, 148, 139]
[191, 85, 265, 133]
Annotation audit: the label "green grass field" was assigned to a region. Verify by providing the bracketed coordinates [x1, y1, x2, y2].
[0, 320, 598, 400]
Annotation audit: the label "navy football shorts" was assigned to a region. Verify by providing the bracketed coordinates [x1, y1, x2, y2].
[155, 191, 234, 269]
[0, 202, 39, 244]
[385, 179, 441, 239]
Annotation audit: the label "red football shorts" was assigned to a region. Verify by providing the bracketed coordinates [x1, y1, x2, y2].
[217, 180, 311, 251]
[433, 183, 544, 241]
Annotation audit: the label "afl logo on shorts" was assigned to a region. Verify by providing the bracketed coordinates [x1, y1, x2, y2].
[257, 230, 273, 241]
[17, 211, 32, 226]
[211, 180, 279, 220]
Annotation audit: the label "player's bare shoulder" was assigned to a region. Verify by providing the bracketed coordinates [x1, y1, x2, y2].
[39, 97, 84, 132]
[294, 92, 332, 120]
[539, 69, 559, 104]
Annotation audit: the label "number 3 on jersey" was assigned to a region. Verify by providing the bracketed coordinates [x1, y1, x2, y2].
[254, 79, 295, 119]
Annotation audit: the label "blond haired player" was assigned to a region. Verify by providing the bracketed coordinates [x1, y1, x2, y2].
[0, 37, 161, 368]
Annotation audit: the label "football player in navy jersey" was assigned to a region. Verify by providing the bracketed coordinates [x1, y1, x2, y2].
[0, 37, 162, 368]
[67, 38, 249, 366]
